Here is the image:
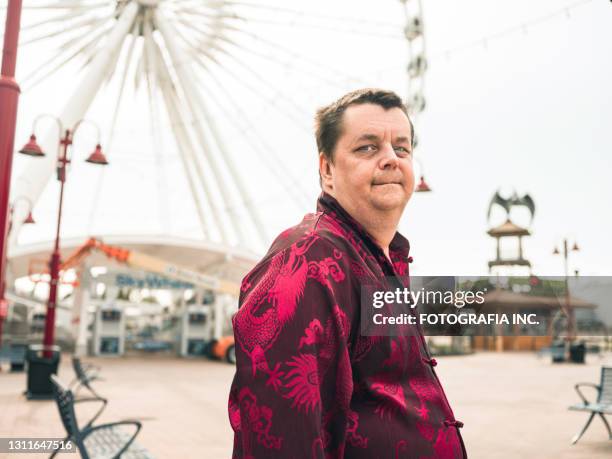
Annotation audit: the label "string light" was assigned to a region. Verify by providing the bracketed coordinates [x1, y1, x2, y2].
[434, 0, 594, 61]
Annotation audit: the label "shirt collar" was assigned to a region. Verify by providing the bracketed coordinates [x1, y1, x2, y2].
[316, 192, 410, 260]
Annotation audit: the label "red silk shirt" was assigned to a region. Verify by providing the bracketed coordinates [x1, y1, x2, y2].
[229, 193, 467, 458]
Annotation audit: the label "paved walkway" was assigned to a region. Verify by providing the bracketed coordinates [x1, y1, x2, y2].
[0, 352, 611, 458]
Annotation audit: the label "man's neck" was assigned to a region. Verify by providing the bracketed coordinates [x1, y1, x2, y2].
[360, 213, 400, 260]
[331, 193, 402, 258]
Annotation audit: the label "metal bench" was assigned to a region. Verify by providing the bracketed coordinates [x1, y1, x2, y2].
[50, 375, 154, 459]
[568, 366, 612, 444]
[70, 356, 104, 398]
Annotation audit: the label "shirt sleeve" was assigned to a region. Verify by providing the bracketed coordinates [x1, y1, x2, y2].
[228, 235, 357, 458]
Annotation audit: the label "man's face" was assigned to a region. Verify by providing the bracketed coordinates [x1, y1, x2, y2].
[320, 103, 415, 214]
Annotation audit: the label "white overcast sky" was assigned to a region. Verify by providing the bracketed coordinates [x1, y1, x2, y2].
[5, 0, 612, 276]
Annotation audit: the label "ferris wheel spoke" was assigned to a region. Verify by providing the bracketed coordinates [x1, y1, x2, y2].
[14, 1, 108, 10]
[172, 29, 310, 130]
[23, 23, 113, 91]
[219, 14, 402, 40]
[156, 11, 269, 249]
[224, 0, 404, 29]
[167, 0, 229, 8]
[78, 26, 122, 75]
[105, 19, 139, 149]
[55, 16, 111, 52]
[142, 13, 172, 235]
[167, 20, 347, 122]
[217, 31, 349, 90]
[167, 2, 401, 40]
[20, 11, 114, 46]
[173, 15, 349, 90]
[155, 11, 255, 247]
[154, 39, 228, 242]
[165, 4, 242, 22]
[134, 13, 154, 88]
[200, 70, 311, 209]
[206, 55, 314, 139]
[189, 89, 270, 247]
[169, 12, 237, 38]
[21, 8, 97, 31]
[168, 16, 216, 54]
[107, 18, 141, 85]
[168, 10, 244, 48]
[86, 20, 140, 235]
[160, 92, 216, 240]
[196, 38, 312, 119]
[202, 50, 311, 135]
[164, 18, 232, 81]
[225, 22, 366, 86]
[153, 43, 227, 244]
[207, 29, 343, 88]
[22, 24, 101, 83]
[171, 28, 223, 72]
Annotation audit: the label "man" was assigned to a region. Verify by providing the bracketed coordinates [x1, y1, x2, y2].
[228, 89, 467, 458]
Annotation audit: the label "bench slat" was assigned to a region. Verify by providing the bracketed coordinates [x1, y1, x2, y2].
[569, 402, 612, 414]
[601, 367, 612, 405]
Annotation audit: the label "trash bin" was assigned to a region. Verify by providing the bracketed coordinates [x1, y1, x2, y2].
[25, 344, 61, 400]
[569, 342, 586, 364]
[551, 341, 566, 363]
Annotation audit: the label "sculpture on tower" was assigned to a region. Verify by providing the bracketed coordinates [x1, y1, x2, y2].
[487, 191, 535, 224]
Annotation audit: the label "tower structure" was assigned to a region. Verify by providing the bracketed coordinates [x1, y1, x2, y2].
[486, 190, 535, 273]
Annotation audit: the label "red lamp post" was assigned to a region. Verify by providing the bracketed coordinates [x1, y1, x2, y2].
[19, 117, 108, 356]
[8, 196, 36, 233]
[413, 157, 432, 193]
[0, 0, 24, 352]
[415, 175, 431, 193]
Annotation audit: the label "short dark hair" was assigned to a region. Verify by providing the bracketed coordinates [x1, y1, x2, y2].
[315, 88, 413, 165]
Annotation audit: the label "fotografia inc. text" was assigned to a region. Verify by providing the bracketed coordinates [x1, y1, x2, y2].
[371, 312, 541, 326]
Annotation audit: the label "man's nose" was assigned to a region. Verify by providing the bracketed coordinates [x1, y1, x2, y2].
[379, 143, 399, 169]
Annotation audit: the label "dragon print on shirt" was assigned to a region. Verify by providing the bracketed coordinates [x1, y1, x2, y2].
[233, 235, 318, 378]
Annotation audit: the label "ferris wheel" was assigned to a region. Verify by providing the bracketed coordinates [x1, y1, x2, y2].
[5, 0, 429, 254]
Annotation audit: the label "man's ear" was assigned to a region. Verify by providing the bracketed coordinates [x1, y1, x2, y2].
[319, 153, 334, 191]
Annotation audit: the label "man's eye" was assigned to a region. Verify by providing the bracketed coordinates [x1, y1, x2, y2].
[394, 146, 412, 155]
[357, 145, 377, 152]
